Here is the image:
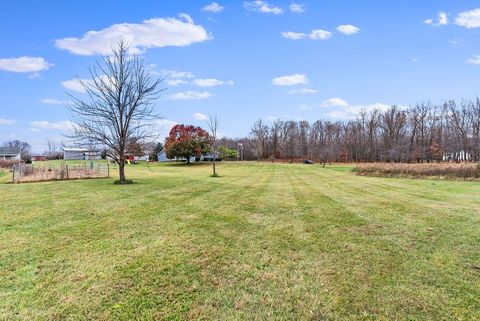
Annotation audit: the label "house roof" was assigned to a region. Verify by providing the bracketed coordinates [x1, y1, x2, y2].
[0, 147, 21, 155]
[63, 147, 98, 152]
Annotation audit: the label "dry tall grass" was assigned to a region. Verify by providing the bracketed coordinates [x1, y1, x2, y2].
[355, 163, 480, 180]
[0, 159, 21, 169]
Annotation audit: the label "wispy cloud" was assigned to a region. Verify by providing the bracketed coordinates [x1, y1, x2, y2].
[203, 2, 224, 13]
[55, 15, 211, 56]
[165, 79, 189, 86]
[193, 112, 208, 120]
[191, 78, 234, 87]
[288, 88, 318, 94]
[289, 3, 305, 13]
[466, 55, 480, 64]
[30, 120, 73, 131]
[0, 118, 16, 125]
[164, 91, 213, 100]
[282, 29, 332, 40]
[272, 73, 308, 86]
[281, 31, 307, 40]
[244, 1, 283, 14]
[62, 79, 88, 93]
[0, 56, 53, 74]
[326, 103, 393, 120]
[161, 69, 195, 79]
[40, 98, 69, 105]
[321, 98, 348, 108]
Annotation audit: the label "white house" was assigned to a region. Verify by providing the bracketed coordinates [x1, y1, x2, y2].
[157, 149, 195, 162]
[63, 147, 101, 160]
[0, 147, 21, 160]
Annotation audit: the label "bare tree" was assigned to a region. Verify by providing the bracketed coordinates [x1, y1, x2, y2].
[207, 114, 220, 176]
[67, 41, 164, 183]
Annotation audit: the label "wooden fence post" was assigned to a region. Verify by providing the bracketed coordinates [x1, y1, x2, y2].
[12, 165, 15, 183]
[66, 164, 69, 180]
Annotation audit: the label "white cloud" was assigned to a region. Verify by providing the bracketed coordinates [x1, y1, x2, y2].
[411, 58, 420, 63]
[244, 1, 283, 14]
[289, 3, 305, 13]
[438, 12, 448, 25]
[455, 8, 480, 28]
[0, 56, 53, 73]
[282, 29, 332, 40]
[156, 119, 178, 140]
[272, 73, 308, 86]
[309, 29, 332, 40]
[62, 79, 88, 93]
[449, 38, 465, 45]
[321, 98, 348, 108]
[160, 69, 194, 86]
[166, 79, 189, 86]
[30, 120, 73, 131]
[281, 31, 307, 40]
[326, 103, 392, 120]
[424, 19, 433, 25]
[425, 11, 448, 26]
[40, 98, 69, 105]
[0, 118, 15, 125]
[191, 78, 234, 87]
[299, 104, 314, 110]
[193, 112, 208, 120]
[55, 15, 211, 56]
[467, 55, 480, 64]
[203, 2, 224, 13]
[161, 69, 195, 79]
[288, 88, 318, 94]
[336, 24, 360, 35]
[164, 91, 213, 100]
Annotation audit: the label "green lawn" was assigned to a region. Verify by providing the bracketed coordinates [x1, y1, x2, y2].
[0, 162, 479, 320]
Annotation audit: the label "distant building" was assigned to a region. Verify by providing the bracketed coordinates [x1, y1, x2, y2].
[63, 147, 101, 160]
[157, 149, 195, 163]
[0, 147, 21, 160]
[31, 154, 46, 161]
[157, 149, 219, 162]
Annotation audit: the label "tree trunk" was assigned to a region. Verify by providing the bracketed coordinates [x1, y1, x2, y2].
[119, 160, 126, 183]
[212, 149, 216, 175]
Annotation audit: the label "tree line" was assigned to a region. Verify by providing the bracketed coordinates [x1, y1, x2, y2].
[229, 100, 480, 163]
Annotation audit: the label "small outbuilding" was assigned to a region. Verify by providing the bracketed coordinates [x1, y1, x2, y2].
[31, 154, 46, 161]
[0, 147, 21, 160]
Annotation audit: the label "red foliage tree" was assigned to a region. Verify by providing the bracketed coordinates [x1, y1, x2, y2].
[164, 124, 210, 163]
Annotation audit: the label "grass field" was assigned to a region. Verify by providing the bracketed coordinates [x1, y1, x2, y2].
[1, 162, 479, 320]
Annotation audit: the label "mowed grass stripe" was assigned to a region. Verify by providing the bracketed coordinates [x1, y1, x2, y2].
[0, 162, 479, 320]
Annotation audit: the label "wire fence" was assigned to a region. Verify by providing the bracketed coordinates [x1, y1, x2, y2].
[12, 161, 110, 183]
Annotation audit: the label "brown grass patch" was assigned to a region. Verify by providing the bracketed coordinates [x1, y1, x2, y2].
[0, 159, 21, 169]
[355, 163, 480, 181]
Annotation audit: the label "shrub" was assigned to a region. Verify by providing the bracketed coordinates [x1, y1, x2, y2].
[355, 163, 480, 181]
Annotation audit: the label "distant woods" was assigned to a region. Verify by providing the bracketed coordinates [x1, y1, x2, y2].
[238, 100, 480, 163]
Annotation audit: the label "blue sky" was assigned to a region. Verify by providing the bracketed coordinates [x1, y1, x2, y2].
[1, 0, 480, 152]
